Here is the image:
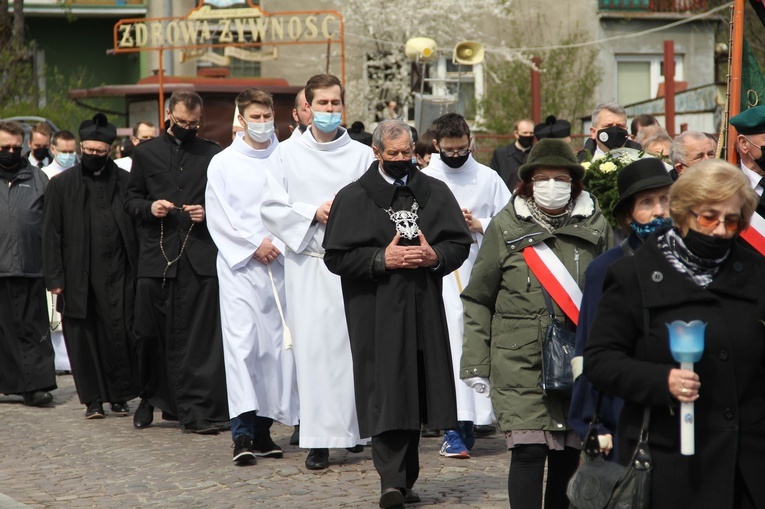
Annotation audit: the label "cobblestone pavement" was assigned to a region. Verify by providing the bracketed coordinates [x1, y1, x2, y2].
[0, 375, 510, 508]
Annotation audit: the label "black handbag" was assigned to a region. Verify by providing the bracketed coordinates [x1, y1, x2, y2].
[567, 395, 652, 509]
[539, 287, 576, 393]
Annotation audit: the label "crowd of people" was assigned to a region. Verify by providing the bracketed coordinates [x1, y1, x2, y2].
[2, 76, 765, 509]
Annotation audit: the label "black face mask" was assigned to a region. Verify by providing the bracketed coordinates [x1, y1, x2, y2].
[80, 153, 108, 173]
[0, 150, 22, 171]
[32, 147, 49, 162]
[171, 123, 198, 144]
[596, 126, 629, 151]
[751, 144, 765, 170]
[683, 228, 734, 260]
[440, 151, 470, 169]
[381, 159, 413, 180]
[517, 135, 534, 149]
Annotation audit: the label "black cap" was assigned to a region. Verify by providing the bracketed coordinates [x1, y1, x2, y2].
[612, 158, 673, 218]
[534, 115, 571, 140]
[78, 113, 117, 145]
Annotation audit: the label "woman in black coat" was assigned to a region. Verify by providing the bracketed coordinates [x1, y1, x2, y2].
[584, 160, 765, 509]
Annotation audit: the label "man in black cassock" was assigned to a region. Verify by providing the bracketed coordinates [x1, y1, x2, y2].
[323, 119, 472, 509]
[0, 120, 55, 407]
[43, 113, 139, 419]
[125, 90, 228, 434]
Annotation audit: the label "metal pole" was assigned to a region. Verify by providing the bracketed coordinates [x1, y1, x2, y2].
[531, 56, 541, 124]
[664, 40, 676, 138]
[158, 48, 166, 128]
[727, 0, 745, 164]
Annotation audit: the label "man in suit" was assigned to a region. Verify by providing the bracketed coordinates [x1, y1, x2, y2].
[489, 118, 534, 192]
[577, 103, 642, 161]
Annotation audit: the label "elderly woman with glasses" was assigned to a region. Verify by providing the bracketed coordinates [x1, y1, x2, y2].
[461, 139, 613, 509]
[584, 160, 765, 509]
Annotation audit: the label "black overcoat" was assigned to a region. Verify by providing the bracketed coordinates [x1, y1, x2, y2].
[584, 235, 765, 509]
[42, 161, 138, 319]
[323, 164, 472, 437]
[489, 143, 527, 191]
[124, 132, 221, 278]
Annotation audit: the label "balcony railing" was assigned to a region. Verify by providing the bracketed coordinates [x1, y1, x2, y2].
[599, 0, 707, 12]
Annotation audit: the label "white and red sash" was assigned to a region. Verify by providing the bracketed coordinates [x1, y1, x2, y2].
[523, 242, 583, 325]
[741, 212, 765, 256]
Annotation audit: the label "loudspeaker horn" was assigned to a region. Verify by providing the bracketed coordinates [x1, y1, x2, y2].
[453, 41, 485, 65]
[405, 37, 438, 61]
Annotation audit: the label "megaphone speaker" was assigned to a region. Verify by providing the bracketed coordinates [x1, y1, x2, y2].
[453, 41, 485, 65]
[405, 37, 438, 62]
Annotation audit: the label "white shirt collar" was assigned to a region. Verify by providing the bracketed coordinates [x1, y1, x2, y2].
[741, 161, 764, 196]
[378, 166, 407, 185]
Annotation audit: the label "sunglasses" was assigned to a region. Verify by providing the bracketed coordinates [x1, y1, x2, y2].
[689, 210, 743, 232]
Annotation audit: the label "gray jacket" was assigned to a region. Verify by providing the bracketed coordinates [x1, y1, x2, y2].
[0, 160, 48, 277]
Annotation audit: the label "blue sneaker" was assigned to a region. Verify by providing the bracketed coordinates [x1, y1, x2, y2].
[459, 421, 476, 451]
[439, 430, 470, 458]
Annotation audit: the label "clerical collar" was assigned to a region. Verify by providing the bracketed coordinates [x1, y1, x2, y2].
[377, 167, 407, 185]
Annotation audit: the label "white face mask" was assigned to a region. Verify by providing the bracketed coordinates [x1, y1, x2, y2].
[245, 119, 274, 143]
[533, 180, 572, 210]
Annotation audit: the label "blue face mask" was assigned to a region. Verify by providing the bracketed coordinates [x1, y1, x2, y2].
[630, 217, 673, 240]
[312, 110, 343, 133]
[56, 152, 76, 168]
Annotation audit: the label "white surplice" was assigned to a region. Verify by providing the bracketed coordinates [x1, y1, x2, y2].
[261, 126, 375, 448]
[423, 153, 511, 424]
[206, 132, 299, 425]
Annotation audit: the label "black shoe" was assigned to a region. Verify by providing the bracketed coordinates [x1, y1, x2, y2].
[110, 402, 130, 416]
[213, 421, 231, 432]
[22, 391, 53, 407]
[133, 399, 154, 429]
[305, 448, 329, 470]
[252, 433, 283, 458]
[85, 401, 105, 419]
[161, 410, 178, 421]
[289, 424, 300, 446]
[404, 488, 421, 504]
[379, 488, 405, 509]
[420, 426, 441, 438]
[232, 436, 256, 464]
[474, 424, 497, 437]
[346, 444, 364, 453]
[182, 420, 219, 435]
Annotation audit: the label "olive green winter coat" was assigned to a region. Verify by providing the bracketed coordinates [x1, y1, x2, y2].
[460, 192, 612, 433]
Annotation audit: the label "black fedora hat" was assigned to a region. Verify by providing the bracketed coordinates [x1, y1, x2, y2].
[612, 158, 673, 218]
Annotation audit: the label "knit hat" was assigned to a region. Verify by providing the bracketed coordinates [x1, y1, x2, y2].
[518, 138, 584, 182]
[534, 115, 571, 140]
[78, 113, 117, 145]
[612, 157, 673, 218]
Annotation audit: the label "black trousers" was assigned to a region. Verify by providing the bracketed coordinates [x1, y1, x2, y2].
[133, 256, 228, 425]
[371, 429, 421, 492]
[0, 277, 55, 394]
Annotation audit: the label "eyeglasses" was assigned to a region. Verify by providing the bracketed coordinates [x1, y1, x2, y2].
[0, 145, 23, 153]
[441, 148, 470, 157]
[689, 210, 743, 232]
[170, 114, 202, 130]
[531, 175, 573, 184]
[81, 146, 109, 156]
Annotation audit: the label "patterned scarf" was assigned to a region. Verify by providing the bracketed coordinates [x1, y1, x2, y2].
[658, 228, 725, 287]
[527, 198, 573, 233]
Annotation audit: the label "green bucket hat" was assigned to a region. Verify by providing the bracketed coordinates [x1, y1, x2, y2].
[518, 138, 584, 182]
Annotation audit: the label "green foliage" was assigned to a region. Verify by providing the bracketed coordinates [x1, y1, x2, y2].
[582, 147, 645, 228]
[0, 61, 118, 132]
[479, 19, 602, 135]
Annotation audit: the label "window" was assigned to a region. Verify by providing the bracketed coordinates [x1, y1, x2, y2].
[616, 54, 683, 105]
